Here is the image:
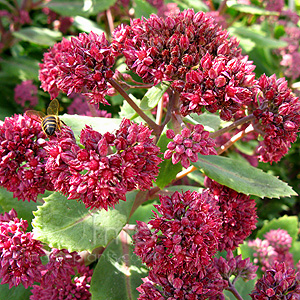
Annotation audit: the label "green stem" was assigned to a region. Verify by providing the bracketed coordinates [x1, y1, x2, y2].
[108, 78, 161, 135]
[210, 114, 256, 139]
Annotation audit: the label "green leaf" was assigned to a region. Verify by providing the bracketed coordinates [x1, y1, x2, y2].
[290, 241, 300, 265]
[256, 215, 299, 243]
[0, 281, 32, 300]
[119, 94, 155, 123]
[129, 202, 155, 224]
[32, 191, 137, 252]
[46, 0, 90, 17]
[133, 0, 157, 19]
[192, 155, 297, 198]
[0, 57, 39, 81]
[140, 82, 170, 110]
[119, 94, 139, 120]
[155, 133, 182, 189]
[90, 0, 118, 14]
[13, 27, 62, 46]
[0, 187, 41, 231]
[73, 16, 105, 35]
[60, 115, 122, 140]
[90, 234, 148, 300]
[229, 4, 279, 15]
[235, 140, 258, 156]
[172, 0, 209, 11]
[187, 169, 205, 185]
[229, 26, 287, 49]
[184, 113, 221, 132]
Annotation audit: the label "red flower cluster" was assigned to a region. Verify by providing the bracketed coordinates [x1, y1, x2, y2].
[214, 250, 258, 282]
[250, 262, 300, 300]
[164, 124, 217, 168]
[39, 32, 115, 104]
[0, 209, 45, 289]
[133, 190, 225, 298]
[253, 74, 300, 163]
[205, 177, 257, 251]
[137, 263, 227, 300]
[30, 249, 92, 300]
[0, 114, 53, 201]
[113, 9, 256, 120]
[45, 119, 161, 210]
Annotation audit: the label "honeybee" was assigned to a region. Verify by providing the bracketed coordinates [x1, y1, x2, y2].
[26, 99, 65, 137]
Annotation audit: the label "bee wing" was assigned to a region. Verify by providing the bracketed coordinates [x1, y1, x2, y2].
[26, 110, 45, 123]
[47, 99, 59, 116]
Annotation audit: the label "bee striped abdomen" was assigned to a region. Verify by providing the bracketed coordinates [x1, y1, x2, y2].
[42, 115, 58, 136]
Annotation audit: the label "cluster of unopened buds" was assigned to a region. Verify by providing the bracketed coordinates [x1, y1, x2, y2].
[164, 124, 217, 168]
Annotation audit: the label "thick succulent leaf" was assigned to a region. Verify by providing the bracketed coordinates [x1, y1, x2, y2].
[184, 113, 221, 132]
[192, 155, 297, 198]
[0, 281, 32, 300]
[134, 0, 157, 18]
[229, 26, 287, 49]
[32, 191, 137, 252]
[46, 0, 117, 17]
[90, 233, 148, 300]
[60, 115, 122, 140]
[0, 57, 39, 80]
[13, 27, 62, 46]
[229, 4, 279, 15]
[290, 241, 300, 265]
[256, 215, 299, 244]
[73, 16, 105, 35]
[140, 82, 170, 110]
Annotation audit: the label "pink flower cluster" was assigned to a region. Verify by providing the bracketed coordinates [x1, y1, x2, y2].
[250, 262, 300, 299]
[14, 80, 38, 108]
[133, 190, 226, 298]
[39, 32, 115, 104]
[0, 114, 53, 201]
[253, 74, 300, 163]
[45, 118, 161, 210]
[205, 177, 258, 251]
[113, 9, 256, 120]
[164, 124, 217, 168]
[0, 209, 45, 289]
[30, 249, 92, 300]
[249, 228, 295, 271]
